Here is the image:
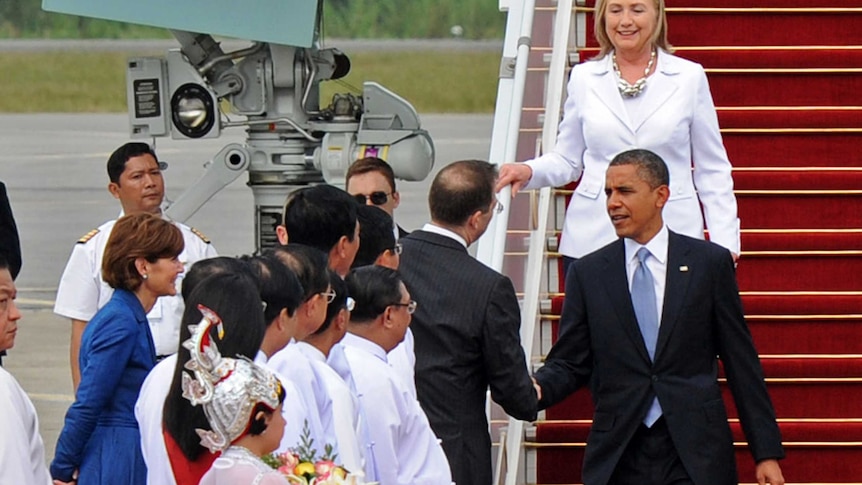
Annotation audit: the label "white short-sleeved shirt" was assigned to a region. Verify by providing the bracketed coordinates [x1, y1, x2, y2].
[0, 367, 53, 485]
[340, 332, 453, 485]
[54, 217, 217, 356]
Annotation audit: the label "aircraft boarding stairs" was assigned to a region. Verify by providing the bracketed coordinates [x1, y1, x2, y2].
[483, 1, 862, 484]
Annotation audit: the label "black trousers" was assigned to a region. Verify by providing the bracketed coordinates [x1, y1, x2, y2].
[608, 418, 694, 485]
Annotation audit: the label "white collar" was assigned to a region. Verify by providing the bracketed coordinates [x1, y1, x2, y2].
[295, 341, 326, 363]
[624, 225, 669, 265]
[422, 223, 468, 248]
[341, 332, 388, 363]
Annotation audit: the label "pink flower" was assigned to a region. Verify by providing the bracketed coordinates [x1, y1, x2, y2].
[314, 460, 336, 479]
[279, 452, 300, 469]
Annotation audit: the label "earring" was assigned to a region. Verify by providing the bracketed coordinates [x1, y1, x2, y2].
[142, 274, 148, 280]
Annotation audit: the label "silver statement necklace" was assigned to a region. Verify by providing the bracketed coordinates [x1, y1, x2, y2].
[613, 50, 656, 98]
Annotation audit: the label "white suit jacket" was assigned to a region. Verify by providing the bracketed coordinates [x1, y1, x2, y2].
[525, 49, 740, 258]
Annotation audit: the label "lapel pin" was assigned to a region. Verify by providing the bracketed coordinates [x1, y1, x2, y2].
[679, 265, 689, 272]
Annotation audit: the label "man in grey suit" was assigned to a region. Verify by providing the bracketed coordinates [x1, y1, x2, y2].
[399, 159, 538, 485]
[534, 149, 785, 485]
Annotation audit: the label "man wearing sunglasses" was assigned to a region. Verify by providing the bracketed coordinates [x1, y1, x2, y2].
[346, 157, 409, 239]
[398, 160, 538, 485]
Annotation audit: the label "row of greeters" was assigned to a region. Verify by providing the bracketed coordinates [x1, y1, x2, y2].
[1, 2, 790, 485]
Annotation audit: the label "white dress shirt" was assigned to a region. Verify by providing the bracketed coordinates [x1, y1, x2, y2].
[266, 342, 328, 455]
[135, 355, 177, 485]
[55, 216, 218, 355]
[0, 367, 52, 485]
[295, 342, 365, 474]
[624, 225, 670, 326]
[340, 332, 453, 485]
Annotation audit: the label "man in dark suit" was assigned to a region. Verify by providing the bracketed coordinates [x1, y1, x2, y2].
[399, 159, 538, 485]
[534, 149, 785, 485]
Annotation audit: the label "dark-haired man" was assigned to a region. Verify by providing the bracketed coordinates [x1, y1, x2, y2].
[341, 265, 452, 485]
[535, 149, 784, 485]
[399, 159, 538, 485]
[0, 255, 53, 484]
[276, 185, 360, 277]
[298, 271, 364, 475]
[55, 142, 217, 389]
[346, 156, 408, 238]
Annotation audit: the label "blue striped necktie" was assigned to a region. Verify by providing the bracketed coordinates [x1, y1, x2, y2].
[632, 247, 662, 426]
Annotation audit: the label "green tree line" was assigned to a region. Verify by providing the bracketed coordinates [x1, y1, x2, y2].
[0, 0, 505, 39]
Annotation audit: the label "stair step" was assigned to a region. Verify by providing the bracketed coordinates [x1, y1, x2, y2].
[532, 420, 862, 484]
[579, 9, 862, 47]
[545, 291, 862, 317]
[541, 358, 862, 420]
[576, 47, 862, 69]
[724, 131, 862, 168]
[737, 192, 862, 231]
[718, 109, 862, 130]
[733, 169, 862, 190]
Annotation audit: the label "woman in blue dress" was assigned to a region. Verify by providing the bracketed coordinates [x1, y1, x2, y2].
[51, 212, 185, 485]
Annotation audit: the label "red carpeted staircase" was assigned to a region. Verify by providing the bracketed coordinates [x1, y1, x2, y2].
[505, 1, 862, 483]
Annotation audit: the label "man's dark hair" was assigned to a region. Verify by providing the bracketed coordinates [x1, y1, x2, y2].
[181, 257, 249, 302]
[314, 269, 349, 335]
[281, 185, 358, 253]
[164, 272, 265, 461]
[266, 244, 329, 301]
[346, 157, 397, 192]
[345, 265, 403, 324]
[107, 142, 159, 184]
[0, 254, 7, 272]
[241, 254, 305, 324]
[352, 205, 396, 269]
[609, 149, 670, 189]
[429, 159, 497, 226]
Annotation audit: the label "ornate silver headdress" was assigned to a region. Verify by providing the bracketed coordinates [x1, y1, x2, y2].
[181, 304, 283, 452]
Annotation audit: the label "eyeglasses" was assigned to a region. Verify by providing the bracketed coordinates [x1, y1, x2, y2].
[389, 300, 417, 314]
[345, 297, 355, 312]
[393, 242, 403, 255]
[353, 191, 391, 206]
[320, 290, 337, 304]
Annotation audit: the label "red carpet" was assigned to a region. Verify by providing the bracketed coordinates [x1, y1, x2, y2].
[520, 1, 862, 484]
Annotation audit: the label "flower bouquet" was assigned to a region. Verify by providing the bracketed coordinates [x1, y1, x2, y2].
[263, 420, 376, 485]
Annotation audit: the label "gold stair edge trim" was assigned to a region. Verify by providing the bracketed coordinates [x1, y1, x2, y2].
[736, 190, 862, 195]
[525, 441, 862, 447]
[521, 127, 862, 134]
[540, 6, 862, 13]
[541, 314, 862, 321]
[537, 418, 862, 424]
[733, 167, 862, 172]
[535, 45, 862, 51]
[717, 106, 862, 111]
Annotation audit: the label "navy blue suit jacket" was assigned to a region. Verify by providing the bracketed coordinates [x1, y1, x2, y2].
[535, 232, 783, 485]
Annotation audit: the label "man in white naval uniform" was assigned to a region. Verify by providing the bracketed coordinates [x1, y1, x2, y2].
[0, 256, 52, 485]
[341, 265, 452, 485]
[54, 142, 217, 389]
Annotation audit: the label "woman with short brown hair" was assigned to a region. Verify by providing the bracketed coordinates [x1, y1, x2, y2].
[51, 212, 185, 485]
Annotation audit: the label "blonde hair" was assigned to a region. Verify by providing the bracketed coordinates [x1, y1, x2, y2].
[593, 0, 674, 59]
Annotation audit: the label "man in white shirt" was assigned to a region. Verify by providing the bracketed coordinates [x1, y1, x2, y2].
[297, 271, 364, 475]
[0, 256, 52, 485]
[341, 265, 452, 485]
[54, 142, 217, 389]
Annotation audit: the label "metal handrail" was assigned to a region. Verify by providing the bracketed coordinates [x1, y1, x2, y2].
[486, 0, 577, 484]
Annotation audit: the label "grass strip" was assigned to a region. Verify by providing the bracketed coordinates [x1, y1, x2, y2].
[0, 50, 500, 113]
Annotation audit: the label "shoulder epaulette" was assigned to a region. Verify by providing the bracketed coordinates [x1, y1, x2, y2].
[77, 229, 99, 244]
[190, 227, 211, 244]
